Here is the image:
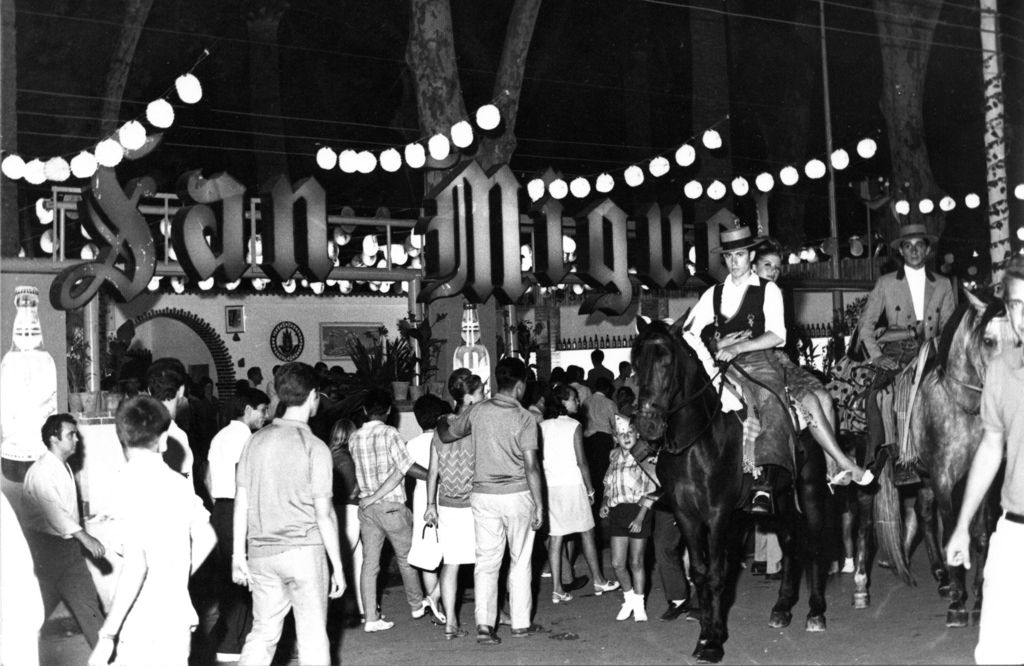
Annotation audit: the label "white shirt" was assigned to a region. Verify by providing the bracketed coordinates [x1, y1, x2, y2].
[684, 271, 787, 345]
[165, 419, 194, 478]
[22, 450, 81, 538]
[206, 420, 252, 500]
[904, 265, 926, 321]
[540, 416, 585, 487]
[406, 431, 433, 514]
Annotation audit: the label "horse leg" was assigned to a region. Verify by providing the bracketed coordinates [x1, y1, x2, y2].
[694, 510, 731, 664]
[916, 483, 950, 598]
[798, 441, 828, 632]
[935, 482, 970, 627]
[769, 516, 798, 629]
[853, 483, 874, 609]
[968, 499, 994, 624]
[677, 516, 713, 659]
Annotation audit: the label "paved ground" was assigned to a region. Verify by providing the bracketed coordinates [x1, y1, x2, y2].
[42, 550, 978, 665]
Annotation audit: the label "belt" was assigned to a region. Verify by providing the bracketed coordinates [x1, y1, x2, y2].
[1005, 512, 1024, 525]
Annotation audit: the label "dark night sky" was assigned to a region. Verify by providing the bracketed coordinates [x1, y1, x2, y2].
[10, 0, 1024, 270]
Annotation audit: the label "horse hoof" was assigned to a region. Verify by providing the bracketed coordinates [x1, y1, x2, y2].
[946, 608, 969, 628]
[805, 615, 827, 632]
[695, 646, 725, 664]
[937, 584, 951, 599]
[853, 592, 870, 609]
[768, 610, 792, 628]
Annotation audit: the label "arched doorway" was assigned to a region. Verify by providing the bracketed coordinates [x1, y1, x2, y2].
[131, 308, 238, 398]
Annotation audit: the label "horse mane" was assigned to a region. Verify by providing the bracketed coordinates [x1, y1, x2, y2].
[930, 296, 1006, 376]
[930, 301, 972, 375]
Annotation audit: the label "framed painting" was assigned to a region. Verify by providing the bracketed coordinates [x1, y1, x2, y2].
[320, 322, 382, 361]
[225, 305, 245, 333]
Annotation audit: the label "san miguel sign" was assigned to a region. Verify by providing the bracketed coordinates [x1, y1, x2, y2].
[51, 161, 696, 315]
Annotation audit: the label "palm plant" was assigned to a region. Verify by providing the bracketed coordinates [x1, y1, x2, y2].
[345, 326, 417, 387]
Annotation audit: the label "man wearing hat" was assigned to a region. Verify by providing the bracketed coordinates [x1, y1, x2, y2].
[682, 220, 795, 513]
[857, 222, 955, 464]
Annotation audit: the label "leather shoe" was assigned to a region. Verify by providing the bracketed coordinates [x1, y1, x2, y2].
[476, 625, 501, 645]
[660, 600, 690, 621]
[563, 575, 589, 592]
[747, 490, 773, 515]
[511, 623, 547, 638]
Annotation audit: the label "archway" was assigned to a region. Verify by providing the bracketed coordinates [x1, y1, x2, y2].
[131, 307, 238, 398]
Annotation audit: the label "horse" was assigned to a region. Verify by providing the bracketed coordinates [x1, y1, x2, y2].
[631, 317, 829, 664]
[903, 290, 1015, 627]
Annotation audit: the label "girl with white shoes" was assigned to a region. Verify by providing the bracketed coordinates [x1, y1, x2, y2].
[599, 427, 659, 621]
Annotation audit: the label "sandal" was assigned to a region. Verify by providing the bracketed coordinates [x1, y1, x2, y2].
[552, 590, 573, 604]
[425, 597, 447, 625]
[445, 627, 468, 640]
[476, 625, 501, 645]
[594, 580, 621, 595]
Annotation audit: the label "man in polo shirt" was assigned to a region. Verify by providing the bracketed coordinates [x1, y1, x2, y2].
[89, 396, 215, 666]
[232, 363, 345, 665]
[204, 388, 268, 662]
[947, 255, 1024, 665]
[437, 357, 545, 644]
[22, 414, 105, 648]
[146, 357, 195, 478]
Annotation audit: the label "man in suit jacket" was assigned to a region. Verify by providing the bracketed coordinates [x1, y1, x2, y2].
[858, 222, 955, 462]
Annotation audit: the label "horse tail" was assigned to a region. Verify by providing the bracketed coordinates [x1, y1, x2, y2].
[874, 457, 916, 586]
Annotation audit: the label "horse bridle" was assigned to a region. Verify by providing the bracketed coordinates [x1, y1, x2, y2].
[634, 365, 727, 452]
[937, 367, 983, 415]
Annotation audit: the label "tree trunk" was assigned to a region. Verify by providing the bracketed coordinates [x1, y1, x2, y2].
[872, 0, 944, 247]
[99, 0, 155, 135]
[477, 0, 542, 170]
[1, 0, 21, 256]
[979, 0, 1008, 283]
[247, 2, 289, 186]
[406, 0, 468, 141]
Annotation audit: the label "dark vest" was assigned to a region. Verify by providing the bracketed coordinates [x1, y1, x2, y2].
[712, 279, 766, 342]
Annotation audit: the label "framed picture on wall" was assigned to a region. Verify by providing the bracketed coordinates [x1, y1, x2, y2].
[320, 322, 382, 361]
[225, 305, 245, 333]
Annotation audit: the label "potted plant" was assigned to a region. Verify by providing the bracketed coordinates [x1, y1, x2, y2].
[397, 311, 448, 396]
[345, 326, 418, 401]
[66, 325, 90, 412]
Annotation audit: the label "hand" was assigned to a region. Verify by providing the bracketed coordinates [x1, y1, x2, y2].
[871, 355, 899, 371]
[718, 331, 751, 347]
[599, 504, 610, 519]
[946, 529, 972, 570]
[530, 504, 544, 531]
[358, 497, 375, 510]
[586, 489, 595, 506]
[715, 347, 738, 364]
[79, 532, 106, 559]
[424, 505, 438, 527]
[231, 556, 252, 588]
[328, 572, 345, 599]
[628, 510, 646, 534]
[88, 636, 115, 666]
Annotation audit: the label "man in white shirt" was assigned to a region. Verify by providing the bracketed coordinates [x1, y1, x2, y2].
[682, 221, 793, 513]
[146, 358, 195, 478]
[22, 414, 106, 648]
[204, 388, 268, 661]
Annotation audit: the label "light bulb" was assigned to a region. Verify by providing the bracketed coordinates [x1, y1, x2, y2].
[404, 143, 426, 169]
[595, 173, 614, 193]
[24, 159, 46, 185]
[569, 177, 591, 198]
[70, 151, 97, 179]
[706, 180, 726, 200]
[856, 138, 877, 159]
[779, 166, 799, 186]
[831, 149, 850, 170]
[918, 198, 934, 214]
[964, 193, 981, 209]
[338, 150, 358, 173]
[95, 139, 124, 167]
[175, 73, 203, 104]
[755, 172, 774, 192]
[356, 151, 376, 174]
[624, 165, 644, 187]
[939, 196, 956, 212]
[548, 178, 568, 199]
[804, 159, 826, 180]
[526, 178, 546, 202]
[702, 129, 722, 150]
[428, 134, 451, 160]
[894, 200, 910, 215]
[315, 146, 337, 170]
[475, 104, 501, 131]
[43, 157, 70, 182]
[146, 98, 174, 128]
[380, 148, 402, 172]
[562, 235, 576, 255]
[118, 121, 147, 150]
[450, 120, 474, 148]
[649, 156, 670, 178]
[683, 180, 703, 199]
[731, 177, 749, 197]
[1, 154, 25, 180]
[674, 144, 696, 167]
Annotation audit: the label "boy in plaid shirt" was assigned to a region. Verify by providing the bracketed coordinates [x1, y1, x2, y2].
[350, 388, 428, 632]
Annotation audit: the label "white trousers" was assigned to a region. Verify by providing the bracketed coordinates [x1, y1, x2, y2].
[975, 516, 1024, 665]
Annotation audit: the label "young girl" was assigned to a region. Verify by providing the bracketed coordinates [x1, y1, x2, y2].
[599, 426, 658, 621]
[406, 397, 448, 627]
[328, 419, 364, 621]
[541, 383, 619, 604]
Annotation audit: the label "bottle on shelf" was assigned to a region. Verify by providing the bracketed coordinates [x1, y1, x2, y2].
[453, 302, 491, 396]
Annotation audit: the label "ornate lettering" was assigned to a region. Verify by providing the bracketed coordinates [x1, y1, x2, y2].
[259, 175, 330, 283]
[576, 198, 631, 316]
[171, 170, 248, 282]
[635, 203, 688, 290]
[531, 198, 570, 286]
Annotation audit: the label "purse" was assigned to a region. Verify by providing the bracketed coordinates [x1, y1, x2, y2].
[407, 523, 442, 570]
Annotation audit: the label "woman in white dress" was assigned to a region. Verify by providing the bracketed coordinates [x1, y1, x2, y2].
[541, 383, 619, 603]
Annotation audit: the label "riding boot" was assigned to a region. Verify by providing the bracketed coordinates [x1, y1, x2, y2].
[747, 464, 785, 515]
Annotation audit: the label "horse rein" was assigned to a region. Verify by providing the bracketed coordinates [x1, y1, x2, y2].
[635, 366, 727, 454]
[937, 367, 983, 415]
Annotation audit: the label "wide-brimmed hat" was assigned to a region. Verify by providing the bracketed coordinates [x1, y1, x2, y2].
[712, 222, 760, 254]
[890, 223, 938, 250]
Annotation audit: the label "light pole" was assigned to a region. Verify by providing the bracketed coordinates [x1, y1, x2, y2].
[819, 0, 842, 314]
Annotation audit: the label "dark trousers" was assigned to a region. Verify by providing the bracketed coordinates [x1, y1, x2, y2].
[583, 432, 614, 509]
[210, 499, 253, 654]
[25, 530, 105, 648]
[652, 508, 690, 604]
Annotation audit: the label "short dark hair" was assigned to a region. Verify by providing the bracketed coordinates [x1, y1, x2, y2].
[522, 380, 545, 408]
[413, 394, 451, 430]
[41, 414, 75, 449]
[754, 237, 784, 260]
[275, 362, 317, 407]
[615, 386, 635, 406]
[549, 367, 566, 384]
[225, 388, 270, 420]
[448, 369, 483, 409]
[618, 361, 631, 373]
[146, 358, 187, 401]
[247, 367, 263, 382]
[544, 383, 577, 419]
[591, 349, 604, 363]
[495, 357, 527, 391]
[362, 387, 394, 419]
[566, 365, 584, 383]
[116, 395, 171, 450]
[594, 377, 614, 396]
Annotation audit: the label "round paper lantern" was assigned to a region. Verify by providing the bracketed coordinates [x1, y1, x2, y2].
[379, 148, 402, 172]
[43, 157, 70, 182]
[80, 224, 91, 240]
[175, 73, 203, 104]
[649, 156, 670, 178]
[387, 243, 408, 266]
[526, 178, 546, 202]
[24, 159, 46, 185]
[595, 173, 614, 193]
[674, 144, 696, 167]
[1014, 184, 1024, 200]
[830, 149, 850, 170]
[1017, 228, 1024, 242]
[282, 279, 297, 294]
[356, 151, 376, 174]
[939, 196, 956, 212]
[118, 121, 147, 151]
[450, 120, 474, 148]
[70, 151, 97, 179]
[224, 279, 240, 291]
[856, 138, 877, 159]
[404, 143, 426, 169]
[624, 165, 644, 188]
[171, 277, 186, 294]
[702, 129, 722, 150]
[315, 146, 337, 170]
[333, 227, 351, 246]
[95, 139, 124, 167]
[198, 277, 214, 291]
[779, 166, 799, 186]
[707, 180, 727, 201]
[788, 252, 801, 265]
[894, 200, 910, 215]
[731, 176, 749, 197]
[475, 104, 501, 131]
[918, 198, 934, 214]
[362, 234, 380, 257]
[804, 159, 826, 180]
[943, 253, 955, 264]
[548, 178, 568, 200]
[35, 198, 53, 225]
[159, 217, 172, 238]
[338, 280, 353, 294]
[520, 244, 533, 272]
[251, 278, 268, 291]
[964, 193, 981, 209]
[755, 172, 774, 193]
[1, 154, 25, 180]
[146, 98, 175, 128]
[147, 276, 162, 291]
[683, 180, 703, 199]
[562, 235, 577, 255]
[338, 150, 358, 173]
[310, 282, 326, 295]
[849, 236, 864, 257]
[428, 134, 451, 161]
[571, 284, 584, 295]
[569, 177, 591, 198]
